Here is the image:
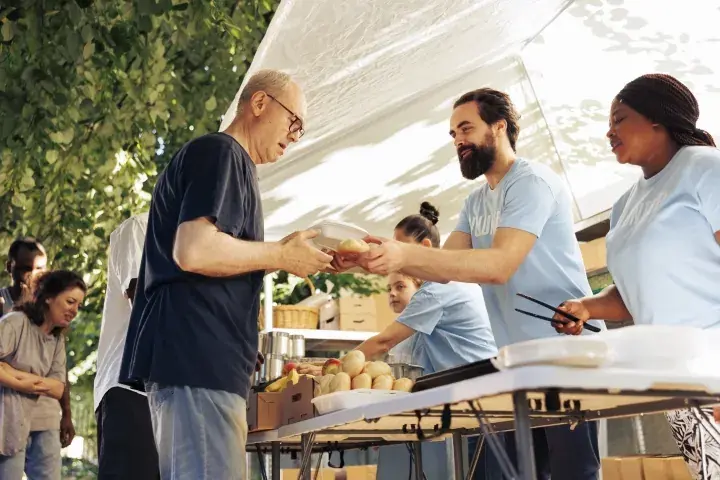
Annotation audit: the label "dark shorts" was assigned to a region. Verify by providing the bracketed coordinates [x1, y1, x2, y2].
[96, 387, 159, 480]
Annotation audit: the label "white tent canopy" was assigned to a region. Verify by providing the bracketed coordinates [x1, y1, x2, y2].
[220, 0, 720, 242]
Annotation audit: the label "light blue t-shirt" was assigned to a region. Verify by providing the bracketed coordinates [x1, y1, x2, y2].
[455, 158, 605, 348]
[606, 146, 720, 328]
[395, 281, 497, 374]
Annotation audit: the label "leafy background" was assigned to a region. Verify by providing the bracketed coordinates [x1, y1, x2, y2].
[0, 0, 279, 466]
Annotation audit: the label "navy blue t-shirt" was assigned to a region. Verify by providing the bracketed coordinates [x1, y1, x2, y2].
[119, 132, 264, 399]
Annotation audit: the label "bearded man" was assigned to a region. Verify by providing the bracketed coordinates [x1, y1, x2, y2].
[351, 88, 605, 479]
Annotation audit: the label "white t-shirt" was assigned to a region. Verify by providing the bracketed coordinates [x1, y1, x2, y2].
[93, 213, 148, 411]
[606, 146, 720, 328]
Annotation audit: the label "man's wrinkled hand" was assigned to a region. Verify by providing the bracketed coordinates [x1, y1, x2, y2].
[279, 230, 333, 278]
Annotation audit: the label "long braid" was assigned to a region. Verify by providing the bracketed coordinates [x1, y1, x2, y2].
[616, 73, 715, 147]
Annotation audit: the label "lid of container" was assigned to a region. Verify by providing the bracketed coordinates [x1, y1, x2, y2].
[268, 331, 289, 338]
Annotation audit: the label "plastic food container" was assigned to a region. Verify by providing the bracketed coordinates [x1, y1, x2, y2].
[311, 389, 409, 415]
[493, 335, 609, 370]
[307, 220, 369, 252]
[602, 325, 720, 376]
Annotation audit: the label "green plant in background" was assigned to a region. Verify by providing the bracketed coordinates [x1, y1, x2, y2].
[0, 0, 278, 456]
[267, 271, 386, 306]
[62, 457, 98, 480]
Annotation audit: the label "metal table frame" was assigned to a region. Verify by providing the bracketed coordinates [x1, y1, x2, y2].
[247, 365, 720, 480]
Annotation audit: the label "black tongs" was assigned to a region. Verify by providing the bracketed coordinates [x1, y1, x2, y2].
[515, 293, 601, 333]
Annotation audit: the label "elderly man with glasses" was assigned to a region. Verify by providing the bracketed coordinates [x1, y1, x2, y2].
[119, 69, 332, 480]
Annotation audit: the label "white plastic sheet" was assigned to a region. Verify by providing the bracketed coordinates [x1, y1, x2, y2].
[221, 0, 720, 240]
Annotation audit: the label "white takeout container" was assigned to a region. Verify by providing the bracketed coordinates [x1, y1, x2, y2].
[601, 325, 720, 376]
[493, 335, 609, 370]
[308, 220, 369, 252]
[493, 325, 720, 377]
[311, 389, 409, 415]
[308, 220, 370, 274]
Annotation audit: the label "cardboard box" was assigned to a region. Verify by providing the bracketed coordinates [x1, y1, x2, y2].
[319, 299, 341, 330]
[666, 456, 693, 480]
[373, 293, 398, 332]
[282, 375, 317, 425]
[643, 456, 692, 480]
[247, 391, 282, 432]
[618, 456, 644, 480]
[282, 468, 335, 479]
[601, 457, 622, 480]
[339, 465, 377, 480]
[601, 456, 692, 480]
[283, 465, 377, 480]
[339, 296, 378, 331]
[579, 237, 606, 272]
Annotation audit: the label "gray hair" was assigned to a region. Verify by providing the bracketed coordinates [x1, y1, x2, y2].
[236, 69, 293, 115]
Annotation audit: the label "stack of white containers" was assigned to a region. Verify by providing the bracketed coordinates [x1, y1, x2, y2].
[494, 325, 720, 377]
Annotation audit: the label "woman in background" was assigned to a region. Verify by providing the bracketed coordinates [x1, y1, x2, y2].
[333, 202, 497, 480]
[0, 270, 86, 480]
[554, 73, 720, 479]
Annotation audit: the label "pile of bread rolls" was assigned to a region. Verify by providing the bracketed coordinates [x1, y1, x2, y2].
[315, 351, 414, 397]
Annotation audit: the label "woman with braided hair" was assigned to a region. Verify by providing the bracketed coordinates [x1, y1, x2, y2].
[554, 73, 720, 478]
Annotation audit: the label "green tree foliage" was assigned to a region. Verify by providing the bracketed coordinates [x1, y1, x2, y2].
[0, 0, 277, 433]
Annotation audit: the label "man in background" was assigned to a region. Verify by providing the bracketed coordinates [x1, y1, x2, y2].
[1, 238, 47, 314]
[0, 237, 76, 474]
[94, 213, 158, 479]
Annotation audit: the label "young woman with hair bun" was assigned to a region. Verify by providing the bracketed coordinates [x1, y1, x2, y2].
[329, 202, 497, 480]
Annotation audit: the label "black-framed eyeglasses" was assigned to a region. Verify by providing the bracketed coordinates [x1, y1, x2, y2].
[267, 94, 305, 139]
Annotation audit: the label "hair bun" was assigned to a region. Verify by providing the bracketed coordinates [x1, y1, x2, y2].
[419, 202, 440, 225]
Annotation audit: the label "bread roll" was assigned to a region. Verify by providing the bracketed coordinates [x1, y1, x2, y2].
[363, 361, 392, 379]
[392, 378, 414, 392]
[329, 372, 351, 393]
[337, 238, 370, 254]
[351, 373, 372, 390]
[372, 374, 393, 390]
[341, 350, 366, 378]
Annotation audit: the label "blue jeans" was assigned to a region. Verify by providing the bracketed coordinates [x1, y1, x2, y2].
[145, 382, 248, 480]
[0, 429, 62, 480]
[468, 422, 600, 480]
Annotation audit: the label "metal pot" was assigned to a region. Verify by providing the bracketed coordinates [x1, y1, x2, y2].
[288, 334, 305, 359]
[388, 363, 425, 381]
[257, 353, 285, 384]
[265, 331, 289, 357]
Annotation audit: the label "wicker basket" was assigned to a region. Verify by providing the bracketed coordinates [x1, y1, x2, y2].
[258, 278, 319, 330]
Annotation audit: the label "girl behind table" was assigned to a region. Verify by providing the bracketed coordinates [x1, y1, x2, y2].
[0, 270, 86, 480]
[554, 73, 720, 479]
[353, 202, 497, 480]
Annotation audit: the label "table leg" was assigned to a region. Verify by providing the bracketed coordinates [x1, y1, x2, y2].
[452, 432, 464, 480]
[513, 390, 537, 480]
[414, 441, 424, 480]
[272, 442, 281, 480]
[466, 436, 483, 480]
[298, 433, 316, 480]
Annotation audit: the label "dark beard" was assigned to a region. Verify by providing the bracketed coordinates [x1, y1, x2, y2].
[458, 143, 497, 180]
